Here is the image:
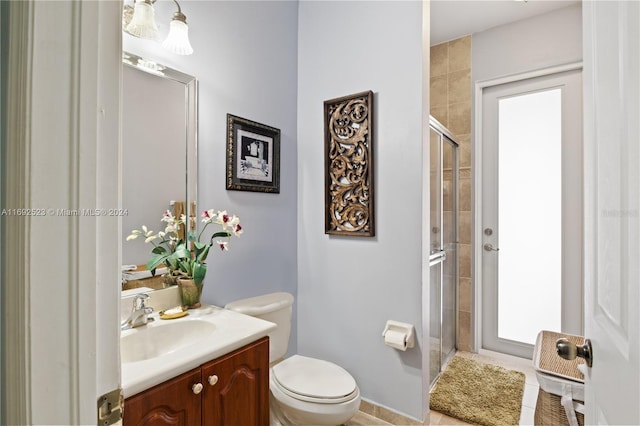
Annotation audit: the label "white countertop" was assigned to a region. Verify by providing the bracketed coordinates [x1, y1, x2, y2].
[121, 304, 275, 398]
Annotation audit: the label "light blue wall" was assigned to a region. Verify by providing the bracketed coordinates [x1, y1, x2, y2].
[297, 1, 425, 420]
[123, 1, 299, 352]
[125, 1, 427, 417]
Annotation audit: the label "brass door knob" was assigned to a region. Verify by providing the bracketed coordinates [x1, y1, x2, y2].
[556, 338, 593, 367]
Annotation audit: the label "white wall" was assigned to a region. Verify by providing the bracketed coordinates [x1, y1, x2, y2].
[472, 4, 582, 82]
[123, 1, 299, 350]
[297, 1, 425, 419]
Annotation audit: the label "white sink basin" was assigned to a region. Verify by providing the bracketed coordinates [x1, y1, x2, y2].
[120, 304, 276, 398]
[121, 319, 216, 363]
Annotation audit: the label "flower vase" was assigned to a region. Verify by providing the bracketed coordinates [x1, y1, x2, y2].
[177, 278, 203, 309]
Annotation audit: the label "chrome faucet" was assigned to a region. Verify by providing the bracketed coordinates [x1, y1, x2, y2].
[121, 293, 154, 330]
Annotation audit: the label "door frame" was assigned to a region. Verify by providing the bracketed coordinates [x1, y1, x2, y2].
[2, 1, 121, 423]
[472, 61, 583, 353]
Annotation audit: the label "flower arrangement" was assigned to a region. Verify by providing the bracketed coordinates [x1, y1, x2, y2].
[127, 209, 243, 286]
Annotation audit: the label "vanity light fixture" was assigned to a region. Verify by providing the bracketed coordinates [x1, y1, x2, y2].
[123, 0, 194, 56]
[162, 1, 194, 56]
[125, 0, 159, 40]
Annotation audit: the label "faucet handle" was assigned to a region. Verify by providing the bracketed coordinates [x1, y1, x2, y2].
[133, 293, 150, 310]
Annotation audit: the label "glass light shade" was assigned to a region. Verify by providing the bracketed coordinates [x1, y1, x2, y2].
[162, 19, 194, 55]
[125, 1, 159, 40]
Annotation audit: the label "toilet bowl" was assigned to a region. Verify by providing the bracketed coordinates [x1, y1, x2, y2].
[225, 292, 361, 426]
[270, 355, 361, 425]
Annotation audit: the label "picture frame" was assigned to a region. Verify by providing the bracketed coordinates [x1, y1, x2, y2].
[324, 90, 375, 237]
[226, 114, 281, 193]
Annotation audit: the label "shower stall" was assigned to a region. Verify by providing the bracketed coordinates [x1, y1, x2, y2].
[429, 116, 459, 388]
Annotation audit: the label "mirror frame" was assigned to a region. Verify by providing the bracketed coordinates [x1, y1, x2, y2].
[122, 51, 198, 291]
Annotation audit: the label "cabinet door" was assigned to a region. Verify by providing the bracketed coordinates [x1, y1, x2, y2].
[201, 337, 269, 426]
[124, 368, 202, 426]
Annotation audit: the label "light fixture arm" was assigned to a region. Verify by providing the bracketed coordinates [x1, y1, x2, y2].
[171, 0, 188, 24]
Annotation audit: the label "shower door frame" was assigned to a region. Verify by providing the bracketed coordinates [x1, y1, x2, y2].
[429, 116, 459, 387]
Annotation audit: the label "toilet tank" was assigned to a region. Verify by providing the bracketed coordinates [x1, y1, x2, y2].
[225, 292, 294, 363]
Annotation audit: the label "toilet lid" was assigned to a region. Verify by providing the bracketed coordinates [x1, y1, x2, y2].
[272, 355, 357, 401]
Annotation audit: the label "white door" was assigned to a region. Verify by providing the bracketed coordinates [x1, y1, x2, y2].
[3, 1, 122, 423]
[582, 1, 640, 424]
[481, 70, 583, 359]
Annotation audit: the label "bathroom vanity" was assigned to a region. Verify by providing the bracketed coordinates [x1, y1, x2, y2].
[123, 337, 269, 425]
[120, 302, 275, 426]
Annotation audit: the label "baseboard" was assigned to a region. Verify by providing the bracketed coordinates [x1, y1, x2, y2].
[358, 399, 424, 425]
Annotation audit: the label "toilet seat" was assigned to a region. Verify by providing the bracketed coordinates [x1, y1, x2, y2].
[272, 355, 358, 404]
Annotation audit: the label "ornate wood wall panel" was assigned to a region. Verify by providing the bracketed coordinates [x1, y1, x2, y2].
[324, 91, 374, 237]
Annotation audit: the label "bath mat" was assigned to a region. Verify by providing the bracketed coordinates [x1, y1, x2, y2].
[430, 355, 526, 426]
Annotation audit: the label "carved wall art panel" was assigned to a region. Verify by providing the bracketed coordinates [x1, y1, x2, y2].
[324, 91, 374, 237]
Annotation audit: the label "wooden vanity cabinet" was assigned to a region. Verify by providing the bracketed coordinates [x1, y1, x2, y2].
[124, 337, 269, 426]
[202, 336, 270, 426]
[123, 368, 202, 426]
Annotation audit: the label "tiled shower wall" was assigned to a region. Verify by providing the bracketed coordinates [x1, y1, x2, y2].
[430, 35, 473, 352]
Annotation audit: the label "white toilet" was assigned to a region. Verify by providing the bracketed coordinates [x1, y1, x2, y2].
[225, 292, 361, 426]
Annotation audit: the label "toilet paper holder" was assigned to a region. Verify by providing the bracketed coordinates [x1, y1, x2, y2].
[382, 320, 415, 350]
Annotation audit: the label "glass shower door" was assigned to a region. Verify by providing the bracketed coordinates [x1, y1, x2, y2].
[429, 127, 443, 387]
[429, 121, 459, 388]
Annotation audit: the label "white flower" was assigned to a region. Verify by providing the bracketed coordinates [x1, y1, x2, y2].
[201, 209, 216, 223]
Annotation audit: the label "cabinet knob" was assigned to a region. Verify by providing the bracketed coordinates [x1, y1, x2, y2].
[192, 382, 203, 394]
[208, 375, 219, 386]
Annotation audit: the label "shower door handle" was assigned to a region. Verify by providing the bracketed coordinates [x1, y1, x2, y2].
[429, 250, 447, 266]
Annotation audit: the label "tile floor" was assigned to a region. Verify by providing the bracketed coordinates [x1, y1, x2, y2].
[348, 350, 539, 426]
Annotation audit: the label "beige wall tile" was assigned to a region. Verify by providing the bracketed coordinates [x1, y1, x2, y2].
[447, 70, 471, 105]
[457, 134, 471, 169]
[448, 35, 471, 73]
[430, 35, 474, 359]
[457, 310, 471, 352]
[459, 211, 471, 244]
[359, 400, 376, 416]
[458, 243, 471, 278]
[430, 76, 448, 108]
[430, 106, 448, 128]
[448, 102, 471, 135]
[430, 42, 448, 78]
[375, 405, 423, 426]
[459, 177, 471, 211]
[459, 277, 472, 312]
[459, 167, 471, 180]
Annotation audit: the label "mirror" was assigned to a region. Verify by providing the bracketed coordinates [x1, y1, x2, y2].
[121, 51, 198, 292]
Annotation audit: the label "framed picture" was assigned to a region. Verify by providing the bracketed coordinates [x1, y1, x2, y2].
[226, 114, 280, 193]
[324, 90, 375, 236]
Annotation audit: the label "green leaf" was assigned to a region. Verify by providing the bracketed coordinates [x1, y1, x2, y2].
[151, 245, 167, 255]
[196, 245, 210, 263]
[146, 253, 168, 271]
[173, 243, 190, 259]
[193, 263, 207, 285]
[212, 231, 231, 239]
